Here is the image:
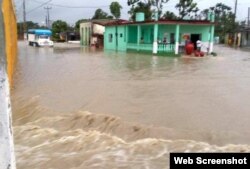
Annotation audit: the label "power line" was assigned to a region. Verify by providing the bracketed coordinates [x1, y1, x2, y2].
[23, 0, 26, 32]
[26, 0, 52, 14]
[44, 6, 52, 28]
[29, 0, 109, 9]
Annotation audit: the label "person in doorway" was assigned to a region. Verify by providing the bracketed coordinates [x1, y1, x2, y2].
[185, 36, 190, 47]
[140, 37, 144, 44]
[196, 39, 202, 52]
[163, 37, 167, 50]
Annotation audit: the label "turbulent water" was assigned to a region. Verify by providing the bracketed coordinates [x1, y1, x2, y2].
[12, 42, 250, 169]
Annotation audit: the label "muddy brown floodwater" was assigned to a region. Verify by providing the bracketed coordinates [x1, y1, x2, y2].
[12, 42, 250, 169]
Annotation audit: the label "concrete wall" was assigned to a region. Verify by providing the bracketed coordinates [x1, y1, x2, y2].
[0, 0, 17, 169]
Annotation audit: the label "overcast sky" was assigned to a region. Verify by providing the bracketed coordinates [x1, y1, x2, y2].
[15, 0, 250, 25]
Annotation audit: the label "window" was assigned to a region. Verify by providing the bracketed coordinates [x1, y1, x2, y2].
[39, 35, 49, 39]
[109, 34, 113, 42]
[120, 33, 123, 38]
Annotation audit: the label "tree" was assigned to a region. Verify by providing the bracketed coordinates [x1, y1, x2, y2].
[51, 20, 68, 40]
[151, 0, 170, 17]
[17, 21, 46, 38]
[175, 0, 199, 19]
[127, 0, 169, 20]
[128, 2, 152, 21]
[92, 9, 113, 20]
[200, 9, 209, 20]
[110, 1, 123, 19]
[161, 11, 178, 20]
[203, 3, 237, 43]
[75, 19, 88, 31]
[17, 21, 39, 34]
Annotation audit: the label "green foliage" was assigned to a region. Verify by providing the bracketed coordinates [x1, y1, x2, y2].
[127, 0, 169, 20]
[75, 19, 88, 31]
[51, 20, 68, 40]
[128, 2, 152, 21]
[161, 11, 178, 20]
[110, 1, 123, 19]
[151, 0, 169, 17]
[17, 21, 48, 38]
[200, 9, 209, 19]
[175, 0, 199, 19]
[203, 3, 237, 43]
[92, 9, 113, 20]
[17, 21, 40, 34]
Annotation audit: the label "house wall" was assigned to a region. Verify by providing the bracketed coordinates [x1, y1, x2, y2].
[104, 26, 116, 50]
[141, 25, 154, 44]
[80, 22, 91, 46]
[180, 25, 210, 42]
[93, 24, 105, 35]
[104, 23, 212, 53]
[128, 26, 137, 43]
[158, 24, 176, 41]
[179, 25, 211, 52]
[241, 32, 250, 47]
[117, 26, 127, 51]
[104, 26, 127, 51]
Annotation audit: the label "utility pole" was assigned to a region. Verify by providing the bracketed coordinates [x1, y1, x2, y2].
[23, 0, 26, 35]
[234, 0, 238, 47]
[248, 7, 250, 27]
[44, 6, 52, 28]
[234, 0, 238, 21]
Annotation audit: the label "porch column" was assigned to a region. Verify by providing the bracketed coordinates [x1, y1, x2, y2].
[87, 27, 90, 46]
[175, 24, 180, 55]
[125, 26, 128, 42]
[209, 12, 215, 53]
[85, 27, 88, 46]
[137, 25, 141, 51]
[80, 27, 84, 46]
[209, 25, 215, 53]
[153, 24, 158, 54]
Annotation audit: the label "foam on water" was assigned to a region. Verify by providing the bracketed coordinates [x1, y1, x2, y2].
[13, 97, 250, 169]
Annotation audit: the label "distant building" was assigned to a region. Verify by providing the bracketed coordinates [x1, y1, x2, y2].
[103, 12, 215, 55]
[60, 32, 80, 42]
[239, 27, 250, 47]
[80, 19, 127, 48]
[225, 24, 250, 48]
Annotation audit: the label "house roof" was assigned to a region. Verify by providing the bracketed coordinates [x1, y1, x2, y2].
[104, 19, 214, 26]
[79, 19, 129, 26]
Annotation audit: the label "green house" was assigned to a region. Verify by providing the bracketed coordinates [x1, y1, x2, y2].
[104, 13, 215, 55]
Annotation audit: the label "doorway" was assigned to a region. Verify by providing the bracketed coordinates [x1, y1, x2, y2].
[191, 34, 201, 50]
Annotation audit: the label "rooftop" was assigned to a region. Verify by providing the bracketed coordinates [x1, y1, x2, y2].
[104, 19, 214, 26]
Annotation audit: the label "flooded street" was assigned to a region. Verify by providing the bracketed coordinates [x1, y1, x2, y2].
[12, 42, 250, 168]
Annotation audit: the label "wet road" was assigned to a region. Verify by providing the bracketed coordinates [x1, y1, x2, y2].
[12, 42, 250, 169]
[13, 42, 250, 138]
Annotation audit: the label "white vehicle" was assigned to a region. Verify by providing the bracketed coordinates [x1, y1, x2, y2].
[27, 29, 54, 47]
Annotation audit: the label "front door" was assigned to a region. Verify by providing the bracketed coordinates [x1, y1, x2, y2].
[191, 34, 201, 50]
